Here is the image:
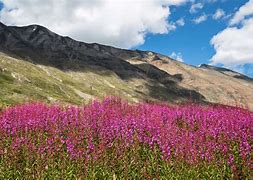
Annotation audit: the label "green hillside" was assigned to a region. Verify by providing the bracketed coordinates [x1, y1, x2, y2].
[0, 53, 148, 107]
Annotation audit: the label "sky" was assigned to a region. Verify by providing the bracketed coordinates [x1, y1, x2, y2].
[0, 0, 252, 77]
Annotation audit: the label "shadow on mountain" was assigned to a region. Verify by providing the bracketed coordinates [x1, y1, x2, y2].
[0, 49, 143, 80]
[0, 22, 206, 103]
[233, 75, 253, 82]
[146, 83, 205, 102]
[134, 63, 205, 103]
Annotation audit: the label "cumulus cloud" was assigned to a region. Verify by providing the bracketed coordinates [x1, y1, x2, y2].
[212, 9, 225, 20]
[210, 0, 253, 71]
[170, 52, 184, 62]
[176, 18, 185, 26]
[210, 18, 253, 67]
[229, 0, 253, 25]
[189, 3, 203, 14]
[0, 0, 189, 48]
[193, 14, 208, 24]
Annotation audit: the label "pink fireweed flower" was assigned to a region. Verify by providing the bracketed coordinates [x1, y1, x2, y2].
[0, 97, 251, 169]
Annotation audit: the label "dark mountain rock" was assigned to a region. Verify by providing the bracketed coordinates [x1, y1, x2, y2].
[200, 64, 236, 73]
[200, 64, 253, 82]
[0, 22, 207, 103]
[0, 23, 146, 79]
[0, 22, 252, 109]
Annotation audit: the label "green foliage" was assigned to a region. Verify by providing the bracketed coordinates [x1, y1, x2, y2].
[0, 71, 14, 84]
[0, 142, 244, 179]
[0, 54, 145, 106]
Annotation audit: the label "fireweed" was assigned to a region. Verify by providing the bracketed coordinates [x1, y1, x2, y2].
[0, 97, 252, 178]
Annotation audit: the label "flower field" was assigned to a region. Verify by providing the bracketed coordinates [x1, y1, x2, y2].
[0, 98, 252, 179]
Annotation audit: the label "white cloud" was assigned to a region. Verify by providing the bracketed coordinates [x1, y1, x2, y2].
[229, 0, 253, 25]
[212, 8, 225, 20]
[176, 18, 185, 26]
[190, 3, 203, 14]
[167, 22, 178, 31]
[210, 18, 253, 67]
[210, 0, 253, 70]
[193, 14, 208, 24]
[170, 52, 184, 62]
[164, 18, 184, 32]
[0, 0, 189, 49]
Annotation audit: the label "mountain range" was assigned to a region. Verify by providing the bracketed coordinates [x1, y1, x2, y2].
[0, 22, 252, 110]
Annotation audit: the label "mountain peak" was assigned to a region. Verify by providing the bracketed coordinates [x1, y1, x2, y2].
[0, 22, 6, 28]
[199, 64, 233, 72]
[0, 22, 252, 110]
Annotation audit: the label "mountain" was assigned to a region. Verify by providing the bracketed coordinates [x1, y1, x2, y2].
[0, 22, 252, 110]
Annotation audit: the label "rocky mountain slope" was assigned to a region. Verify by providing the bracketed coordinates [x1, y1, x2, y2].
[0, 22, 252, 110]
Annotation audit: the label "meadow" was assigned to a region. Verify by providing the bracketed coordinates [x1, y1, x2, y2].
[0, 97, 252, 179]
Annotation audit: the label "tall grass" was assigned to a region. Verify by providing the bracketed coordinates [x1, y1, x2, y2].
[0, 97, 252, 179]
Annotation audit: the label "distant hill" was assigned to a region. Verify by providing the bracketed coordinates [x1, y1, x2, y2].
[0, 22, 252, 110]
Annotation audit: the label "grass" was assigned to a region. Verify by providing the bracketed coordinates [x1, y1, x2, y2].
[0, 71, 14, 84]
[0, 144, 237, 179]
[0, 53, 148, 106]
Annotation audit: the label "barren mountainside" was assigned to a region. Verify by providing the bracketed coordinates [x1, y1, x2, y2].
[0, 22, 252, 110]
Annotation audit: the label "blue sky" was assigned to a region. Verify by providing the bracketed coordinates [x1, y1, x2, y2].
[137, 0, 252, 76]
[0, 0, 252, 77]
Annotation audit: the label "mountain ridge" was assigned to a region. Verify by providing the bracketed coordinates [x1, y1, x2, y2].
[1, 22, 250, 79]
[0, 22, 252, 110]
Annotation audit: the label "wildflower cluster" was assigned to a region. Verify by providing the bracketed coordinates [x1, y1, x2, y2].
[0, 98, 252, 178]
